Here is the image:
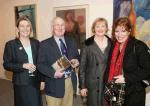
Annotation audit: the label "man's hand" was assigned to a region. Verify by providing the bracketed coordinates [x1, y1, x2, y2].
[40, 82, 45, 90]
[54, 68, 65, 78]
[70, 59, 79, 68]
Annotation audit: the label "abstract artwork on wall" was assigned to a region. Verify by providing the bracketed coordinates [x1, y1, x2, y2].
[134, 0, 150, 47]
[113, 0, 132, 23]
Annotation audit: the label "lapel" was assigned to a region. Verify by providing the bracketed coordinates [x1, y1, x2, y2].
[93, 35, 111, 61]
[51, 36, 62, 57]
[93, 42, 104, 56]
[15, 38, 28, 62]
[15, 38, 37, 64]
[64, 36, 73, 59]
[15, 38, 27, 56]
[123, 37, 135, 62]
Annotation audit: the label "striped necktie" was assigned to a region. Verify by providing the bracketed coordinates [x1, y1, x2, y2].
[59, 38, 68, 57]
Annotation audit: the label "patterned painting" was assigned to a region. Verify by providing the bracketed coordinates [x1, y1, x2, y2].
[113, 0, 132, 22]
[134, 0, 150, 47]
[55, 8, 86, 49]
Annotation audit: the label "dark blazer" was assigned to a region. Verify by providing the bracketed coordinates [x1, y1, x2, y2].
[105, 37, 150, 106]
[37, 36, 79, 98]
[3, 38, 40, 85]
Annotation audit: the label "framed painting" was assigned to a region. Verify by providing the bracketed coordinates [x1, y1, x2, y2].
[14, 4, 36, 38]
[54, 5, 89, 49]
[134, 0, 150, 47]
[113, 0, 132, 23]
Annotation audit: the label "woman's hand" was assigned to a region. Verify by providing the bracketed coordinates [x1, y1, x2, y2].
[80, 88, 88, 97]
[23, 63, 36, 72]
[114, 75, 125, 83]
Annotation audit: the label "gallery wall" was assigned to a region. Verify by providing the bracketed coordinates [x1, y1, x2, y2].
[0, 0, 113, 79]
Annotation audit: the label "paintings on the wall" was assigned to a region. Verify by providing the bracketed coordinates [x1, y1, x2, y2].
[134, 0, 150, 47]
[54, 5, 88, 49]
[113, 0, 132, 23]
[14, 4, 36, 38]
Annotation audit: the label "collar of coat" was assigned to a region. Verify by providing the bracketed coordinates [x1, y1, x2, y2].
[84, 35, 112, 46]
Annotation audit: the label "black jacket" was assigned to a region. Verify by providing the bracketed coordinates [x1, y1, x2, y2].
[105, 37, 150, 106]
[3, 38, 40, 85]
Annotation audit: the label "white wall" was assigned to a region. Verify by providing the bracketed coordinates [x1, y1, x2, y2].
[0, 0, 16, 79]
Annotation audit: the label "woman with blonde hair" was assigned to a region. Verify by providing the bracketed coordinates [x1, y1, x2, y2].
[3, 16, 42, 106]
[79, 17, 113, 106]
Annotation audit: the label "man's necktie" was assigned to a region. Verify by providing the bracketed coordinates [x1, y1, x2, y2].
[59, 38, 68, 57]
[59, 38, 71, 78]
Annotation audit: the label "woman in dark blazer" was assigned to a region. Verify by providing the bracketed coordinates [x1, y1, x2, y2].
[3, 16, 42, 106]
[79, 18, 113, 106]
[105, 17, 150, 106]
